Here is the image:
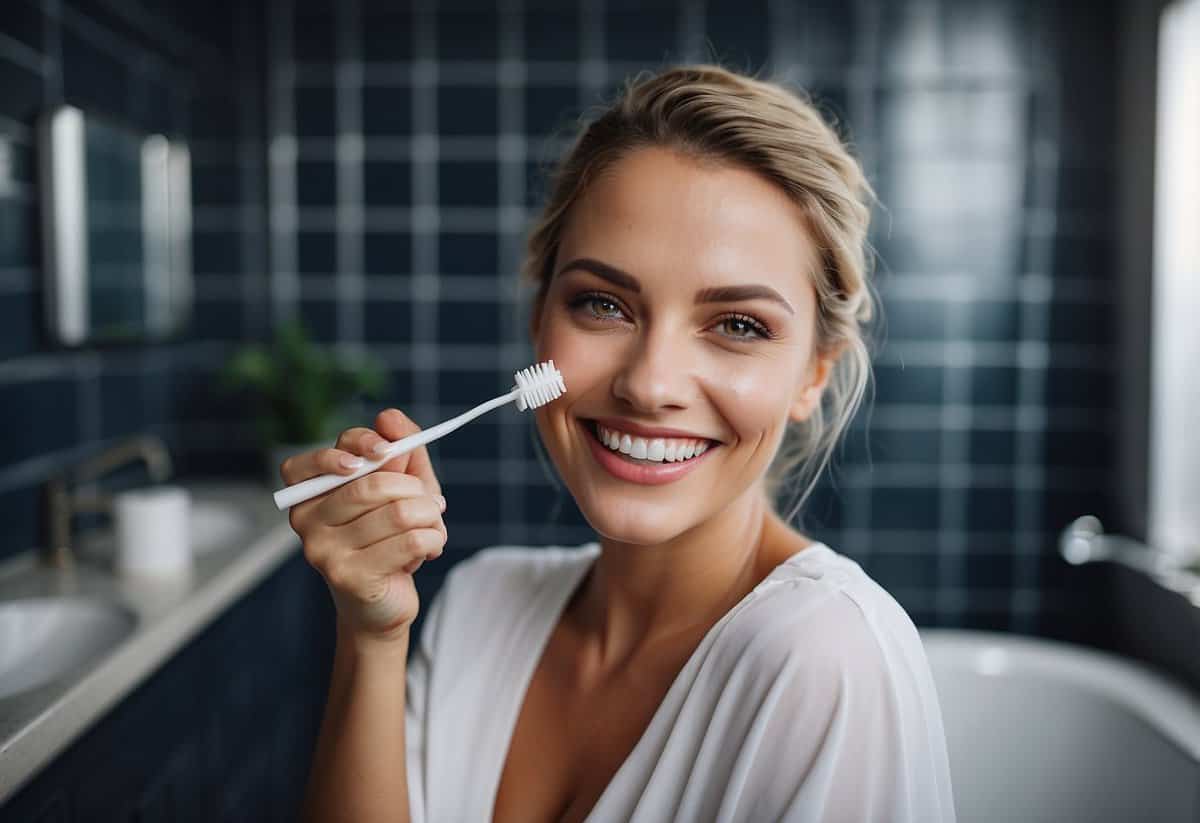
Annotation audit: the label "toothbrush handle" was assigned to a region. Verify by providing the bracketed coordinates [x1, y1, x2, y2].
[273, 451, 392, 510]
[272, 387, 522, 511]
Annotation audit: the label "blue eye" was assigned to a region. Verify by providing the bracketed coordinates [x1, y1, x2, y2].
[568, 291, 626, 321]
[566, 291, 775, 343]
[715, 314, 772, 341]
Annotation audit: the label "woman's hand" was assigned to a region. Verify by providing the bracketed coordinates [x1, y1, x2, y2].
[280, 408, 447, 648]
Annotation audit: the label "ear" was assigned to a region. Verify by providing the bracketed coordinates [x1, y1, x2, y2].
[788, 347, 839, 423]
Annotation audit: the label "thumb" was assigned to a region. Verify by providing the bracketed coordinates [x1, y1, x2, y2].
[374, 408, 443, 497]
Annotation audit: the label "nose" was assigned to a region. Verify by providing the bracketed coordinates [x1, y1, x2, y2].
[610, 325, 693, 413]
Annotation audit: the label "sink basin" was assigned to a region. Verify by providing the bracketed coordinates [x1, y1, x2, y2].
[190, 498, 255, 555]
[0, 597, 137, 700]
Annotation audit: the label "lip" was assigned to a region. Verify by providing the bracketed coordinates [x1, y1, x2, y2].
[579, 419, 717, 486]
[587, 416, 721, 444]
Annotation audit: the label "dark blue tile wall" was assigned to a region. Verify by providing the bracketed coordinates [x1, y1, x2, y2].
[257, 0, 1119, 643]
[0, 0, 270, 571]
[2, 0, 1121, 654]
[4, 552, 336, 819]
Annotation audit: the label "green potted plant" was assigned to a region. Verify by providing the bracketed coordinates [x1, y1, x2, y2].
[218, 319, 389, 485]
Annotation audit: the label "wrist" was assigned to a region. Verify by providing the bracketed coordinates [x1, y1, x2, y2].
[336, 618, 412, 663]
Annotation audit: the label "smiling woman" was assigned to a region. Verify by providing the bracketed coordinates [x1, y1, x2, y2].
[402, 64, 954, 823]
[524, 69, 879, 531]
[309, 63, 955, 823]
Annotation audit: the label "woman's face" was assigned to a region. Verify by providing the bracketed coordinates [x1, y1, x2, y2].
[530, 146, 834, 546]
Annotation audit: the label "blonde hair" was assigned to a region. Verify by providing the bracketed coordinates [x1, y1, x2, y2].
[521, 63, 879, 526]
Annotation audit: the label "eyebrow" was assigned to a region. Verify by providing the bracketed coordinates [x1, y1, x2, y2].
[553, 257, 796, 315]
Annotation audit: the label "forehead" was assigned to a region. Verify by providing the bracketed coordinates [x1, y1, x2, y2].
[558, 146, 819, 297]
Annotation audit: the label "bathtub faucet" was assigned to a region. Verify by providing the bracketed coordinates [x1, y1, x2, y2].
[1060, 515, 1200, 607]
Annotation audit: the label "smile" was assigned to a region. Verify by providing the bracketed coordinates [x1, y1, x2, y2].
[580, 419, 718, 485]
[594, 421, 711, 462]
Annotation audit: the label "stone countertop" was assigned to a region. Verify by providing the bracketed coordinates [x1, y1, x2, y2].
[0, 480, 299, 803]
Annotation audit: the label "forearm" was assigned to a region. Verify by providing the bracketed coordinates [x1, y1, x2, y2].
[302, 622, 413, 823]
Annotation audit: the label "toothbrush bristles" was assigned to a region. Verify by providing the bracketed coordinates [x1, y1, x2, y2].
[514, 360, 566, 410]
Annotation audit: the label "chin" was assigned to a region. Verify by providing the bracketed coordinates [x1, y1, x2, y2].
[576, 498, 698, 547]
[583, 515, 691, 547]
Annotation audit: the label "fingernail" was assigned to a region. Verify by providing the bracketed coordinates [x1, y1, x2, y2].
[340, 455, 365, 469]
[371, 441, 391, 456]
[435, 494, 446, 511]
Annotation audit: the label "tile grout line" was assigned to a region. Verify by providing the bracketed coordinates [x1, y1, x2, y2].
[497, 0, 528, 545]
[1011, 3, 1059, 634]
[679, 0, 705, 62]
[846, 0, 880, 568]
[335, 0, 365, 349]
[267, 0, 299, 330]
[236, 1, 267, 341]
[909, 0, 972, 625]
[410, 0, 439, 427]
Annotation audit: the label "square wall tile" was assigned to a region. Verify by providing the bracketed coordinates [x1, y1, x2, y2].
[438, 232, 498, 276]
[525, 85, 581, 139]
[363, 160, 412, 206]
[361, 7, 414, 62]
[524, 5, 581, 61]
[363, 86, 413, 136]
[363, 299, 411, 343]
[364, 231, 412, 276]
[437, 300, 498, 344]
[0, 378, 78, 466]
[873, 486, 940, 530]
[439, 160, 499, 207]
[438, 85, 498, 137]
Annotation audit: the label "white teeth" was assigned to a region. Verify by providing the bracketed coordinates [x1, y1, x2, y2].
[647, 439, 665, 461]
[593, 423, 713, 464]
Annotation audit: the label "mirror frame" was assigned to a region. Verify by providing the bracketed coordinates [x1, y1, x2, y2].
[37, 104, 192, 347]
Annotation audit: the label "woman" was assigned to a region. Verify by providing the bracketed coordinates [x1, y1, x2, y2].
[290, 64, 955, 822]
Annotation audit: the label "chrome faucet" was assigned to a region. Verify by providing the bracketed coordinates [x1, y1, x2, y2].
[1061, 515, 1200, 607]
[41, 434, 174, 569]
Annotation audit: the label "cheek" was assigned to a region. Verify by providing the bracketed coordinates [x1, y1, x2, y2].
[534, 310, 617, 394]
[706, 360, 799, 446]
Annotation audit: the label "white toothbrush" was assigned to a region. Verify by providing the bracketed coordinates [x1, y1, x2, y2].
[272, 360, 566, 511]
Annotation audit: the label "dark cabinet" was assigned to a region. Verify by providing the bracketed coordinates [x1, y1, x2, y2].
[4, 553, 336, 823]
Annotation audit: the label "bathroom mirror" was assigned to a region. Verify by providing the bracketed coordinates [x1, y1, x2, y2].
[37, 104, 193, 346]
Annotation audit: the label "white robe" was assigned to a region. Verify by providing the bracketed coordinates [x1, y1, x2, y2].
[405, 541, 956, 822]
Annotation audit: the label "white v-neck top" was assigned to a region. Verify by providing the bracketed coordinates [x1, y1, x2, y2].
[405, 541, 956, 822]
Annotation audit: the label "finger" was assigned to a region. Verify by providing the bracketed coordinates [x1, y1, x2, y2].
[282, 442, 381, 534]
[341, 494, 445, 550]
[353, 527, 445, 577]
[316, 470, 428, 526]
[402, 557, 424, 575]
[281, 446, 368, 486]
[335, 426, 392, 459]
[374, 408, 443, 498]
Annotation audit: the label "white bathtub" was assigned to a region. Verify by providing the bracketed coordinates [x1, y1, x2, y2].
[919, 629, 1200, 823]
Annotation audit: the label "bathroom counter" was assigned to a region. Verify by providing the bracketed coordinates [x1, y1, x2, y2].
[0, 481, 299, 803]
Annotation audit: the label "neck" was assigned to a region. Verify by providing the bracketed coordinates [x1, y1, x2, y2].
[568, 484, 806, 674]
